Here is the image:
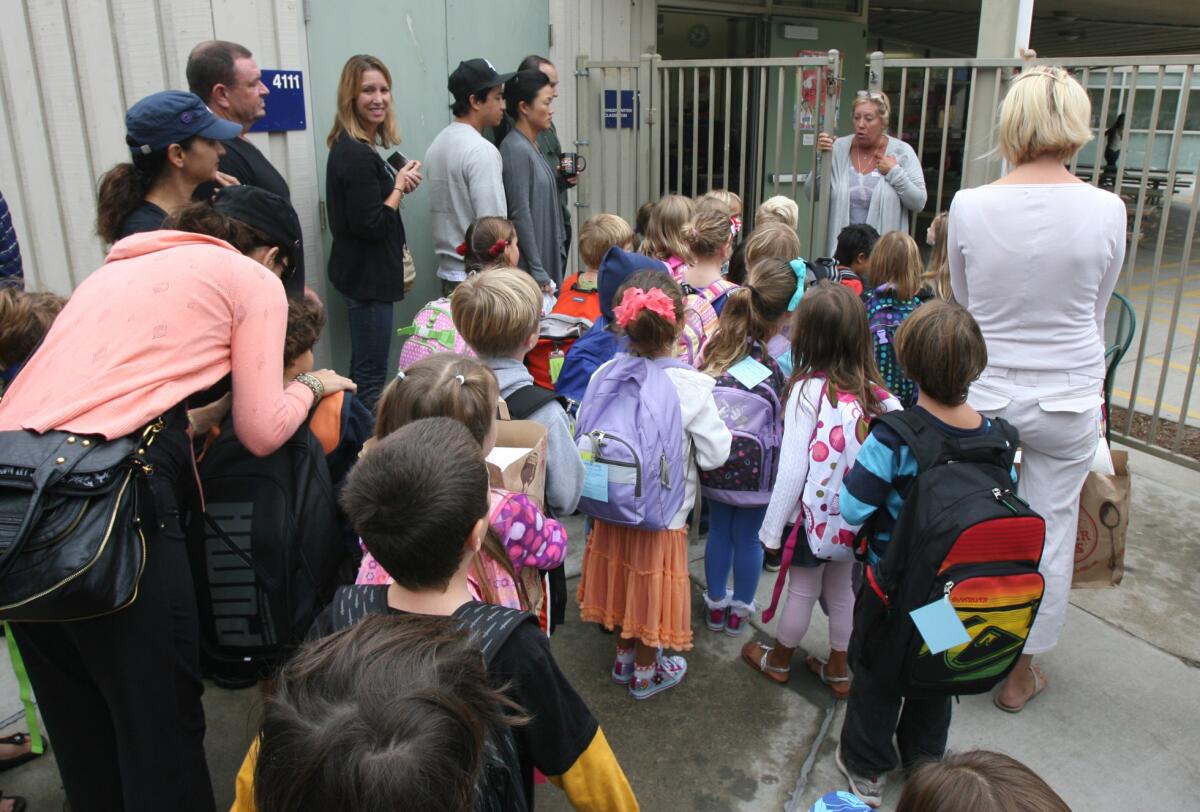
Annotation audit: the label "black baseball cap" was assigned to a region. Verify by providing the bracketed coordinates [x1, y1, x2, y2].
[448, 58, 516, 101]
[213, 186, 302, 280]
[125, 90, 241, 155]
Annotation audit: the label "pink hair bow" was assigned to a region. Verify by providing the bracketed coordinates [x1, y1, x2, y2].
[613, 287, 677, 327]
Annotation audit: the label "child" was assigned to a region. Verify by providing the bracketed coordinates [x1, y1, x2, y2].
[554, 246, 665, 413]
[679, 208, 739, 314]
[396, 216, 518, 370]
[453, 268, 585, 521]
[526, 214, 633, 390]
[233, 418, 637, 811]
[254, 614, 523, 811]
[631, 200, 654, 253]
[922, 212, 951, 301]
[576, 269, 732, 699]
[755, 195, 800, 230]
[743, 283, 899, 698]
[0, 286, 65, 392]
[832, 223, 880, 293]
[640, 194, 695, 276]
[696, 189, 745, 238]
[698, 257, 797, 635]
[865, 231, 928, 407]
[730, 220, 802, 287]
[836, 301, 1007, 807]
[355, 354, 567, 616]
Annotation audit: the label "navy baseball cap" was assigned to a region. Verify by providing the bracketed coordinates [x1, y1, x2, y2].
[449, 58, 517, 101]
[125, 90, 242, 155]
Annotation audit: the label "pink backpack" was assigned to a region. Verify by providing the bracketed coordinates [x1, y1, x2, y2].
[396, 297, 475, 371]
[676, 278, 739, 367]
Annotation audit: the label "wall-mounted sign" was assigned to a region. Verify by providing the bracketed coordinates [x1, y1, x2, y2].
[603, 89, 637, 129]
[250, 70, 307, 133]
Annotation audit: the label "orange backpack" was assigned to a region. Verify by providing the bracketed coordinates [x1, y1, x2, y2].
[526, 273, 601, 389]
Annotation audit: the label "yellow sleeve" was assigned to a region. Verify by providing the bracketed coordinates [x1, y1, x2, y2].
[546, 726, 639, 812]
[230, 736, 259, 812]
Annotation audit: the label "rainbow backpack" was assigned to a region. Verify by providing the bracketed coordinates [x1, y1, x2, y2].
[676, 279, 739, 367]
[396, 297, 475, 371]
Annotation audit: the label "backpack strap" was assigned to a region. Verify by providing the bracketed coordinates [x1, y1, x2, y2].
[452, 601, 538, 664]
[875, 409, 1018, 474]
[326, 585, 391, 634]
[504, 384, 564, 420]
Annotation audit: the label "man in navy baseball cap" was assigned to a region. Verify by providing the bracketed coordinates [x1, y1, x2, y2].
[125, 90, 242, 155]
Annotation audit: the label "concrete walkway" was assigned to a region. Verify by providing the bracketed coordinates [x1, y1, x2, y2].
[2, 442, 1197, 810]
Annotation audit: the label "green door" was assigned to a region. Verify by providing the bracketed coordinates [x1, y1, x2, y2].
[305, 0, 549, 370]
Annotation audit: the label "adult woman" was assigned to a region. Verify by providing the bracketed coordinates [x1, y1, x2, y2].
[501, 69, 565, 291]
[815, 91, 926, 257]
[0, 195, 354, 812]
[326, 54, 422, 411]
[96, 90, 242, 243]
[948, 66, 1125, 714]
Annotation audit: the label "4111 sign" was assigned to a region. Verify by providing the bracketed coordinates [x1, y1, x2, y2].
[250, 69, 307, 133]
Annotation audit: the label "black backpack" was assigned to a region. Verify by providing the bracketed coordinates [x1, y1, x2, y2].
[323, 586, 535, 812]
[850, 409, 1046, 698]
[185, 416, 349, 682]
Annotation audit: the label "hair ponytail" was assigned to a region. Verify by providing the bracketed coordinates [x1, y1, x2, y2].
[701, 256, 797, 376]
[96, 135, 195, 244]
[461, 216, 517, 274]
[681, 209, 733, 261]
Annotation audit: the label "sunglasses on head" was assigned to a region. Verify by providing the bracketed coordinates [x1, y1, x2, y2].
[856, 90, 886, 101]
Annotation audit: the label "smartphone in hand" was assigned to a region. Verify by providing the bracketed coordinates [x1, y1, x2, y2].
[386, 151, 409, 171]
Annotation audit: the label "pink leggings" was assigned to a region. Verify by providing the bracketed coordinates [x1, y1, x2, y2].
[774, 561, 855, 652]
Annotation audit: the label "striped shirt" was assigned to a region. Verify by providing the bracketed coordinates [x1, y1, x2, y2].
[0, 190, 22, 283]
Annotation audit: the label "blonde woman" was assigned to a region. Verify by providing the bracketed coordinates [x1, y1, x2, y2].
[815, 91, 926, 257]
[949, 66, 1125, 714]
[325, 54, 422, 410]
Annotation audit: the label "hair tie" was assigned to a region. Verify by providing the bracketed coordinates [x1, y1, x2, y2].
[455, 242, 468, 257]
[613, 287, 677, 328]
[746, 284, 765, 309]
[455, 374, 465, 385]
[787, 258, 807, 312]
[488, 239, 509, 257]
[396, 370, 406, 381]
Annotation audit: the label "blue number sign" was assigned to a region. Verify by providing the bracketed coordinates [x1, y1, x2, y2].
[250, 70, 307, 133]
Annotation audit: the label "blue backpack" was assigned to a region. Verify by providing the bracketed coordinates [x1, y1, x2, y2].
[574, 354, 688, 530]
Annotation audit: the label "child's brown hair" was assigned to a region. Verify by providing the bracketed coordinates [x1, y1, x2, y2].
[461, 216, 517, 274]
[613, 269, 685, 357]
[871, 230, 924, 300]
[640, 194, 695, 263]
[0, 287, 66, 372]
[701, 257, 797, 376]
[452, 268, 542, 357]
[896, 750, 1071, 812]
[681, 208, 733, 261]
[894, 300, 987, 406]
[743, 221, 801, 269]
[578, 214, 634, 270]
[375, 355, 499, 444]
[923, 212, 951, 301]
[787, 282, 887, 417]
[283, 290, 326, 368]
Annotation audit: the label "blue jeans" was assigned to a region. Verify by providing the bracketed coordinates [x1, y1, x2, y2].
[345, 297, 394, 413]
[704, 502, 767, 606]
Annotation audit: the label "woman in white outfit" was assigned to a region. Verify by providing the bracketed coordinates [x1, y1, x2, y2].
[948, 66, 1125, 712]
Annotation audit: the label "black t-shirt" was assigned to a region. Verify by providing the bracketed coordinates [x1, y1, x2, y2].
[117, 201, 168, 240]
[311, 588, 600, 806]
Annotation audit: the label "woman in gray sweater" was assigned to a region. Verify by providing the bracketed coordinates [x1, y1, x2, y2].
[815, 91, 926, 259]
[501, 69, 565, 290]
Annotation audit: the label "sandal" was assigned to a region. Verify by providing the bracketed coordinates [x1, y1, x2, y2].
[993, 665, 1047, 713]
[0, 791, 26, 812]
[740, 641, 790, 684]
[0, 734, 46, 773]
[806, 655, 851, 699]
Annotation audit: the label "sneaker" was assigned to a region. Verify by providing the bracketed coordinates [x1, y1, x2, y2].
[611, 656, 635, 685]
[706, 606, 728, 631]
[629, 655, 688, 700]
[724, 611, 746, 636]
[763, 548, 782, 572]
[835, 746, 884, 808]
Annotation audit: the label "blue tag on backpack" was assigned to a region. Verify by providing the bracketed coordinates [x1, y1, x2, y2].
[909, 596, 970, 654]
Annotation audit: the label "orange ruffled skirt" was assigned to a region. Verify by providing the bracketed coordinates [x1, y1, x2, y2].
[577, 520, 693, 651]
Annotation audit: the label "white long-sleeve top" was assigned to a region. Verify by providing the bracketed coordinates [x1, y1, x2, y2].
[948, 183, 1126, 378]
[759, 378, 901, 549]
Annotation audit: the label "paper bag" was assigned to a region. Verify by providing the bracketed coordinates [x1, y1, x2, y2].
[1073, 450, 1130, 588]
[486, 399, 548, 508]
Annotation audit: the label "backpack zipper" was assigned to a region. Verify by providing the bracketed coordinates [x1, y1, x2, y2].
[588, 431, 642, 497]
[991, 488, 1020, 515]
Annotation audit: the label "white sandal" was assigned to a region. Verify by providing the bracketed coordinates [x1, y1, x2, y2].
[741, 641, 791, 684]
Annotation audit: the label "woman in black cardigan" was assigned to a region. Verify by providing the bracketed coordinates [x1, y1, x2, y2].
[325, 54, 422, 410]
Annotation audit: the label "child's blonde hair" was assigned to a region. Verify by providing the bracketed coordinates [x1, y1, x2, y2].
[461, 217, 517, 274]
[870, 231, 923, 300]
[578, 214, 634, 270]
[696, 189, 744, 218]
[452, 268, 542, 357]
[743, 222, 802, 268]
[641, 194, 695, 263]
[701, 257, 798, 376]
[755, 196, 799, 230]
[681, 208, 733, 261]
[923, 212, 951, 301]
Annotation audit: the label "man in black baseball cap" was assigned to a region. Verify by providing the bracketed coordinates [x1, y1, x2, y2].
[213, 185, 302, 287]
[425, 59, 515, 294]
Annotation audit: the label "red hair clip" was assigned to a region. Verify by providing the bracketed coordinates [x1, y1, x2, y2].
[488, 239, 509, 257]
[455, 242, 468, 257]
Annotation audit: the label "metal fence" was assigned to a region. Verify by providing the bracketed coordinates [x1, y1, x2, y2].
[576, 50, 1200, 471]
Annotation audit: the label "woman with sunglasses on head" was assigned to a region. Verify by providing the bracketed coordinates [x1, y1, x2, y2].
[815, 91, 926, 259]
[0, 188, 354, 812]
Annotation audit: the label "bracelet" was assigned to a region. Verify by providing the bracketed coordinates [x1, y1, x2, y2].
[294, 372, 325, 403]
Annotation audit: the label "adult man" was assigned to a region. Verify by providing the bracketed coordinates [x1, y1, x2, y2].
[187, 40, 303, 296]
[426, 59, 514, 295]
[518, 55, 575, 260]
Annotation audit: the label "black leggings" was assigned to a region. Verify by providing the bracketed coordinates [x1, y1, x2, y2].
[10, 421, 215, 811]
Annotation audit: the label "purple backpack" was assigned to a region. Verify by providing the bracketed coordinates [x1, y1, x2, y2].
[699, 343, 786, 506]
[574, 354, 688, 530]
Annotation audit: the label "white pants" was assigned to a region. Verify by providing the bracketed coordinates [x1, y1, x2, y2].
[968, 367, 1101, 655]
